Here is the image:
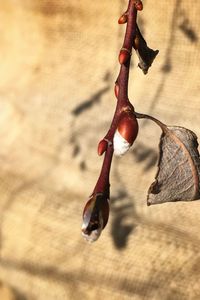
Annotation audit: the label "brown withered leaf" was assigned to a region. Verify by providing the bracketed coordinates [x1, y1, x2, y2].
[133, 25, 159, 74]
[148, 126, 200, 205]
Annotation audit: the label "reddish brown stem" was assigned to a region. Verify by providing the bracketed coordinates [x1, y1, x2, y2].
[92, 0, 139, 198]
[94, 145, 113, 195]
[118, 2, 137, 102]
[82, 0, 143, 242]
[105, 0, 137, 143]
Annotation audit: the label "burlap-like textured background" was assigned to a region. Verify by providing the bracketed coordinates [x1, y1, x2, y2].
[0, 0, 200, 299]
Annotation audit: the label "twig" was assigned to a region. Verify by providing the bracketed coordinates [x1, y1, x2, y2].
[82, 0, 143, 242]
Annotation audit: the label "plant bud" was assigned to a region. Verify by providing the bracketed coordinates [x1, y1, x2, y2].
[82, 193, 109, 243]
[135, 0, 143, 11]
[114, 83, 119, 98]
[118, 14, 128, 24]
[119, 49, 130, 65]
[113, 115, 138, 156]
[98, 139, 108, 156]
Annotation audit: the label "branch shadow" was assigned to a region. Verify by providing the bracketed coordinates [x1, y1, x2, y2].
[70, 71, 112, 171]
[13, 288, 27, 300]
[0, 136, 68, 258]
[0, 249, 195, 300]
[71, 85, 110, 117]
[110, 142, 158, 250]
[0, 257, 161, 298]
[110, 158, 141, 250]
[131, 141, 158, 172]
[111, 190, 139, 250]
[142, 0, 198, 123]
[178, 8, 198, 43]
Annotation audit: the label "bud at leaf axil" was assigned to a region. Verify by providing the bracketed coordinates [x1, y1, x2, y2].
[97, 139, 108, 156]
[118, 14, 128, 24]
[114, 114, 138, 156]
[119, 49, 131, 65]
[114, 83, 119, 98]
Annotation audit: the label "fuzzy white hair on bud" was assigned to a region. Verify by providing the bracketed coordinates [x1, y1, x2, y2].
[81, 214, 103, 243]
[81, 225, 102, 243]
[113, 129, 131, 156]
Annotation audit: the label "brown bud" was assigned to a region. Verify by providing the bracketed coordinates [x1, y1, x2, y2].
[118, 114, 138, 145]
[82, 193, 109, 242]
[118, 14, 128, 24]
[119, 49, 130, 65]
[114, 83, 119, 98]
[98, 139, 108, 156]
[135, 0, 143, 11]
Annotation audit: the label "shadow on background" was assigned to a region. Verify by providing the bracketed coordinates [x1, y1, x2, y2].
[0, 258, 162, 298]
[111, 189, 139, 249]
[144, 0, 198, 118]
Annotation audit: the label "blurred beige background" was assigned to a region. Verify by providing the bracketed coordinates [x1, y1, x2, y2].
[0, 0, 200, 299]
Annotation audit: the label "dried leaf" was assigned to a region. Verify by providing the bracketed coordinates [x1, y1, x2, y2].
[148, 126, 200, 205]
[133, 25, 159, 74]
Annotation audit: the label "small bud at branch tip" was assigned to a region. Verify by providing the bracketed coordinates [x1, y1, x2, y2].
[82, 193, 110, 242]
